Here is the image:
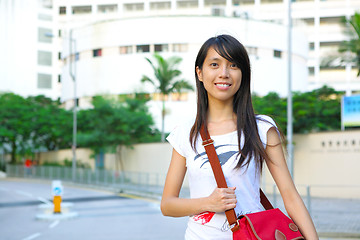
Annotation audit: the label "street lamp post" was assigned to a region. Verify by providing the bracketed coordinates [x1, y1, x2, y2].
[287, 0, 294, 178]
[69, 29, 77, 182]
[46, 30, 77, 182]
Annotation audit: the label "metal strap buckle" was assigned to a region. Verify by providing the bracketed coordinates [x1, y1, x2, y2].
[202, 139, 214, 147]
[230, 220, 240, 232]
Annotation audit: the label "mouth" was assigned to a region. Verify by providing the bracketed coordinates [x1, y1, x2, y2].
[215, 83, 232, 89]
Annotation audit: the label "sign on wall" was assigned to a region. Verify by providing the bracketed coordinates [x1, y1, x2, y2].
[342, 94, 360, 129]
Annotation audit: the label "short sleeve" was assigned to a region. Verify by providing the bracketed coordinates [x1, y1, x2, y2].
[166, 124, 187, 157]
[256, 115, 279, 148]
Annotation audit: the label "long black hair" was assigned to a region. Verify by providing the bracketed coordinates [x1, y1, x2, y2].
[190, 34, 272, 172]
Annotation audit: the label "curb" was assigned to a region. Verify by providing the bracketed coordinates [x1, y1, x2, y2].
[318, 232, 360, 239]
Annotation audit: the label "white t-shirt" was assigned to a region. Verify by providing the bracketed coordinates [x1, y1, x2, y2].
[166, 115, 278, 240]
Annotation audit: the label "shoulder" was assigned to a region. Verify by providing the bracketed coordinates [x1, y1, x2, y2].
[255, 115, 277, 130]
[255, 115, 279, 146]
[166, 118, 195, 158]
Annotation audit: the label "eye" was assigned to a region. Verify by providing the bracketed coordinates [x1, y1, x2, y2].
[210, 63, 218, 67]
[230, 63, 238, 68]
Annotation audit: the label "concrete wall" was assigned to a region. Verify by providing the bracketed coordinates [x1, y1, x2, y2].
[262, 129, 360, 199]
[37, 129, 360, 198]
[39, 148, 95, 169]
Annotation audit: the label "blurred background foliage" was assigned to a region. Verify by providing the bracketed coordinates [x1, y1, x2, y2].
[0, 85, 342, 165]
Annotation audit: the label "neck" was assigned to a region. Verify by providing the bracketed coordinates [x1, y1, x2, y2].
[207, 98, 235, 123]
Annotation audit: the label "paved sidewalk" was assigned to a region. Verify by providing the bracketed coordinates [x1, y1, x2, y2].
[272, 196, 360, 238]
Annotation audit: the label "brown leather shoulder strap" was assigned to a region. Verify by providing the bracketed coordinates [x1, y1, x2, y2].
[199, 125, 239, 231]
[199, 125, 274, 231]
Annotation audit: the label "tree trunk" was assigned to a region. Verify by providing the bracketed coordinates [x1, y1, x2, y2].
[10, 140, 16, 164]
[116, 145, 124, 172]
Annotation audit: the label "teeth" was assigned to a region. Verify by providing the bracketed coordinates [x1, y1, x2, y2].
[216, 84, 230, 87]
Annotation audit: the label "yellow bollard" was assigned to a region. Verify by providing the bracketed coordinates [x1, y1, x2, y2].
[53, 195, 62, 214]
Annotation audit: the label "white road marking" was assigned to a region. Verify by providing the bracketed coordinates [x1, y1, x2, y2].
[22, 232, 41, 240]
[37, 196, 52, 205]
[15, 190, 33, 198]
[49, 220, 59, 229]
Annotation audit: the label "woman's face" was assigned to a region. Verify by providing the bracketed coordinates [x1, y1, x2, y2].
[196, 47, 242, 104]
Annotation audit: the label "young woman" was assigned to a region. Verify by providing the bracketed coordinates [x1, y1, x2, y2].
[161, 34, 318, 240]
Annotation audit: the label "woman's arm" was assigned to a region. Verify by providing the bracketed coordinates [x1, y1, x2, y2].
[161, 148, 237, 217]
[265, 128, 318, 240]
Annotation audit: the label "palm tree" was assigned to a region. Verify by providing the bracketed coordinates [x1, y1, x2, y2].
[339, 12, 360, 76]
[141, 53, 193, 142]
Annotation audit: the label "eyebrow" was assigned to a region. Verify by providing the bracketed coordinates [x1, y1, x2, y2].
[208, 57, 221, 61]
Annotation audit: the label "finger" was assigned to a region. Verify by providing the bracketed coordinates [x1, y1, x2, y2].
[226, 187, 236, 193]
[224, 202, 237, 211]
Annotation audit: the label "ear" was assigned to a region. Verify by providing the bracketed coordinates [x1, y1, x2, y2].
[196, 66, 203, 82]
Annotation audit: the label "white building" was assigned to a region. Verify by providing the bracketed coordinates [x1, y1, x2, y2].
[49, 0, 312, 131]
[51, 0, 360, 96]
[56, 16, 307, 132]
[3, 0, 360, 131]
[0, 0, 59, 100]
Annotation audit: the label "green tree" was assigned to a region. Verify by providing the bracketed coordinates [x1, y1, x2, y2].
[293, 86, 341, 133]
[0, 93, 31, 163]
[252, 86, 341, 134]
[77, 95, 159, 170]
[252, 92, 287, 133]
[339, 12, 360, 76]
[141, 53, 193, 142]
[0, 93, 72, 164]
[26, 95, 72, 152]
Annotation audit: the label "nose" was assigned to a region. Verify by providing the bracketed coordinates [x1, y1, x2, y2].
[219, 66, 229, 78]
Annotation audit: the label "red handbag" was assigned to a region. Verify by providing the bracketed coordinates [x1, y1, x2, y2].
[200, 126, 304, 240]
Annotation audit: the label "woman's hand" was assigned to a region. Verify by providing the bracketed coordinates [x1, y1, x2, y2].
[207, 187, 237, 212]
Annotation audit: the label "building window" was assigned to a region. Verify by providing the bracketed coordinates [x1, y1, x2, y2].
[120, 46, 133, 54]
[150, 2, 171, 10]
[124, 3, 144, 11]
[205, 0, 226, 6]
[136, 45, 150, 53]
[93, 49, 102, 57]
[98, 4, 118, 13]
[173, 43, 188, 52]
[38, 27, 52, 43]
[246, 46, 258, 56]
[38, 51, 52, 66]
[274, 50, 282, 58]
[212, 7, 225, 16]
[155, 44, 169, 52]
[75, 52, 80, 61]
[308, 67, 315, 76]
[72, 6, 92, 15]
[309, 42, 315, 50]
[37, 74, 52, 89]
[58, 75, 61, 83]
[58, 52, 61, 60]
[261, 0, 282, 3]
[59, 6, 66, 15]
[177, 0, 198, 8]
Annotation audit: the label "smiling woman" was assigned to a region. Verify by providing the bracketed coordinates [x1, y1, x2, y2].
[160, 34, 318, 240]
